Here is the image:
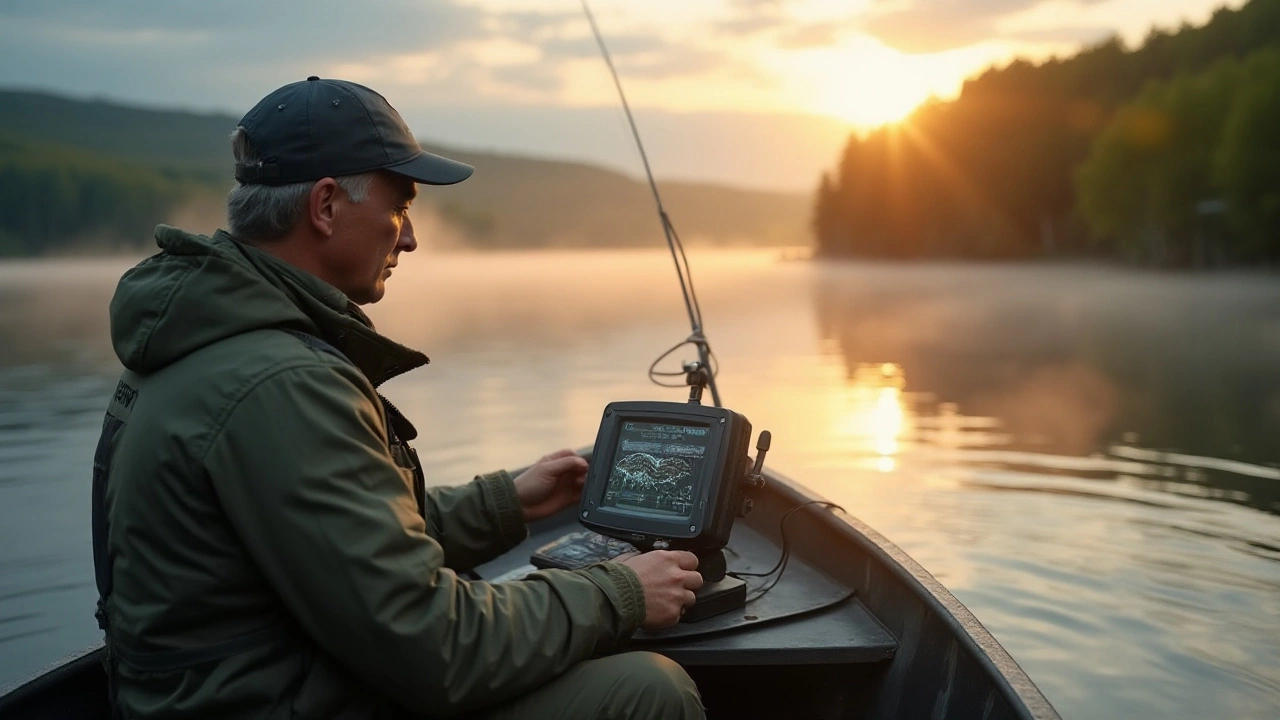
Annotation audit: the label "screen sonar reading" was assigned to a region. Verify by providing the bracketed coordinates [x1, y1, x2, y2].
[603, 421, 709, 519]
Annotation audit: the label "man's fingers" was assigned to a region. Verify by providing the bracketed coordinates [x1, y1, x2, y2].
[683, 570, 704, 591]
[684, 590, 697, 608]
[672, 551, 700, 572]
[539, 448, 578, 463]
[542, 454, 588, 475]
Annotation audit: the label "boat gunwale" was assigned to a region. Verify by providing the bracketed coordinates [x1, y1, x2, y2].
[0, 641, 104, 709]
[0, 462, 1062, 720]
[759, 466, 1061, 720]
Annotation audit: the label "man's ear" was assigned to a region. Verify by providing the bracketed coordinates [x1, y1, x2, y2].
[308, 178, 341, 237]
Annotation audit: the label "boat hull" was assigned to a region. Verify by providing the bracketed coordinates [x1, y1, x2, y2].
[0, 468, 1058, 719]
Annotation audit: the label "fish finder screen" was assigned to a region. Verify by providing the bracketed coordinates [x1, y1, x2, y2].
[602, 421, 710, 519]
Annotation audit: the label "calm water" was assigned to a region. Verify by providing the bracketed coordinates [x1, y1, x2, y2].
[1, 250, 1278, 718]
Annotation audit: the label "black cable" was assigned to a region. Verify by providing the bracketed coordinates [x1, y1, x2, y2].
[647, 336, 722, 387]
[728, 500, 847, 603]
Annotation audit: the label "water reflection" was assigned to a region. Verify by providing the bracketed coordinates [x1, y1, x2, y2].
[811, 262, 1280, 515]
[0, 252, 1278, 718]
[0, 259, 133, 374]
[805, 260, 1280, 719]
[831, 362, 909, 472]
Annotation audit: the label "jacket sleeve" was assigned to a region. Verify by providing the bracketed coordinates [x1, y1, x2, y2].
[202, 361, 646, 715]
[419, 471, 529, 572]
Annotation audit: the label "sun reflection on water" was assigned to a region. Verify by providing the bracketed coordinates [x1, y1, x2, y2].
[834, 362, 910, 472]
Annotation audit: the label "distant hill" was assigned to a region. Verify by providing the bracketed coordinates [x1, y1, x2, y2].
[425, 147, 808, 248]
[0, 90, 232, 181]
[0, 90, 809, 255]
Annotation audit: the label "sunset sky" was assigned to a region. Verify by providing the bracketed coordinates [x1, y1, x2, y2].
[0, 0, 1245, 190]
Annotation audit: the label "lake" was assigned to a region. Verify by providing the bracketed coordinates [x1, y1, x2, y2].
[1, 249, 1278, 719]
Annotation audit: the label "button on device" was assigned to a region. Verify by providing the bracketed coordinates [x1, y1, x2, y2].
[307, 76, 319, 81]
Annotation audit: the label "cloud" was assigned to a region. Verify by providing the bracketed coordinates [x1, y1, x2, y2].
[1006, 26, 1116, 45]
[0, 0, 494, 111]
[0, 0, 780, 114]
[540, 33, 672, 61]
[714, 0, 851, 51]
[715, 0, 792, 36]
[600, 43, 733, 80]
[715, 15, 782, 36]
[863, 0, 1108, 53]
[502, 12, 740, 82]
[777, 22, 842, 50]
[491, 10, 581, 42]
[3, 0, 488, 59]
[489, 62, 564, 94]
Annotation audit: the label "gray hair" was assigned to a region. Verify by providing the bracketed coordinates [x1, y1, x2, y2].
[226, 127, 375, 242]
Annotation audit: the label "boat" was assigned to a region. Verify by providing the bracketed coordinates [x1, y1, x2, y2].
[0, 455, 1060, 720]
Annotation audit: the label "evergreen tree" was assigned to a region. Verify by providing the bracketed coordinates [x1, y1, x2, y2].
[812, 0, 1280, 265]
[1215, 49, 1280, 262]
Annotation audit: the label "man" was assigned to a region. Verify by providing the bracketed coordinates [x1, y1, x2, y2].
[92, 77, 705, 719]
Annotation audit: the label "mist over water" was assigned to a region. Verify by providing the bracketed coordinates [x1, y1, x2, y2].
[1, 250, 1278, 719]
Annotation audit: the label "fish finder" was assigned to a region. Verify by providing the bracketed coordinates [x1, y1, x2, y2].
[569, 362, 770, 621]
[580, 404, 750, 555]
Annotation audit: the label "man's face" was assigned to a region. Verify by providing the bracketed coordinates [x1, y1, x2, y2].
[324, 171, 418, 304]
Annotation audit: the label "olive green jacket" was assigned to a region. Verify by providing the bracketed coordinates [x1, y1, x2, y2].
[98, 226, 645, 719]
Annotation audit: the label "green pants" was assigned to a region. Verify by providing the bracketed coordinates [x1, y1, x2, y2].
[475, 652, 704, 720]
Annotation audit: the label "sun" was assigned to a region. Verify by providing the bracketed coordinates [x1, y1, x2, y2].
[816, 74, 930, 127]
[804, 44, 947, 128]
[781, 36, 1006, 130]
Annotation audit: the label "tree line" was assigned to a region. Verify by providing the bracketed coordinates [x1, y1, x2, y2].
[813, 0, 1280, 265]
[0, 133, 210, 256]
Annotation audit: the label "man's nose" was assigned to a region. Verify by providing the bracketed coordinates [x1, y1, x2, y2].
[398, 214, 417, 253]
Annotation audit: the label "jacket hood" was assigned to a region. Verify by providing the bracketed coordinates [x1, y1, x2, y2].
[109, 226, 427, 385]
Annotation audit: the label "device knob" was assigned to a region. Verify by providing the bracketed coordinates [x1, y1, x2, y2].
[696, 549, 727, 583]
[751, 430, 771, 476]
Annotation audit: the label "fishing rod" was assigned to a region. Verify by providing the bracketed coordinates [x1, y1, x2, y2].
[579, 0, 722, 408]
[558, 5, 839, 618]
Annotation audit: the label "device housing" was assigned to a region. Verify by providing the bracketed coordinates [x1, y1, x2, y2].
[580, 400, 752, 551]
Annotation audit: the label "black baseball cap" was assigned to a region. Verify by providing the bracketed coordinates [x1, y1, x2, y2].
[234, 76, 473, 186]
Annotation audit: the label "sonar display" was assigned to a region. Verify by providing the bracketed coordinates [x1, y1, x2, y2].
[602, 421, 709, 519]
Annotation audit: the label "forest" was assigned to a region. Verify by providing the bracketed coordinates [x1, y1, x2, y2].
[813, 0, 1280, 265]
[0, 133, 207, 255]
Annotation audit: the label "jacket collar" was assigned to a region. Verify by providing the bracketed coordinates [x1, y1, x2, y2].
[223, 231, 429, 387]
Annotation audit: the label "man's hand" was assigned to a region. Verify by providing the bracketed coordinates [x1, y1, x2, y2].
[512, 449, 590, 523]
[621, 551, 703, 630]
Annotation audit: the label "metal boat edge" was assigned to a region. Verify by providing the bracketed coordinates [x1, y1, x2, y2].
[756, 467, 1060, 720]
[0, 464, 1061, 720]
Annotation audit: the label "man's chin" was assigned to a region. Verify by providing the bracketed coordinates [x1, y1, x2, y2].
[351, 282, 386, 305]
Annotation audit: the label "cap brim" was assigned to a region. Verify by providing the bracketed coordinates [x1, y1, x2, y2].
[384, 150, 474, 186]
